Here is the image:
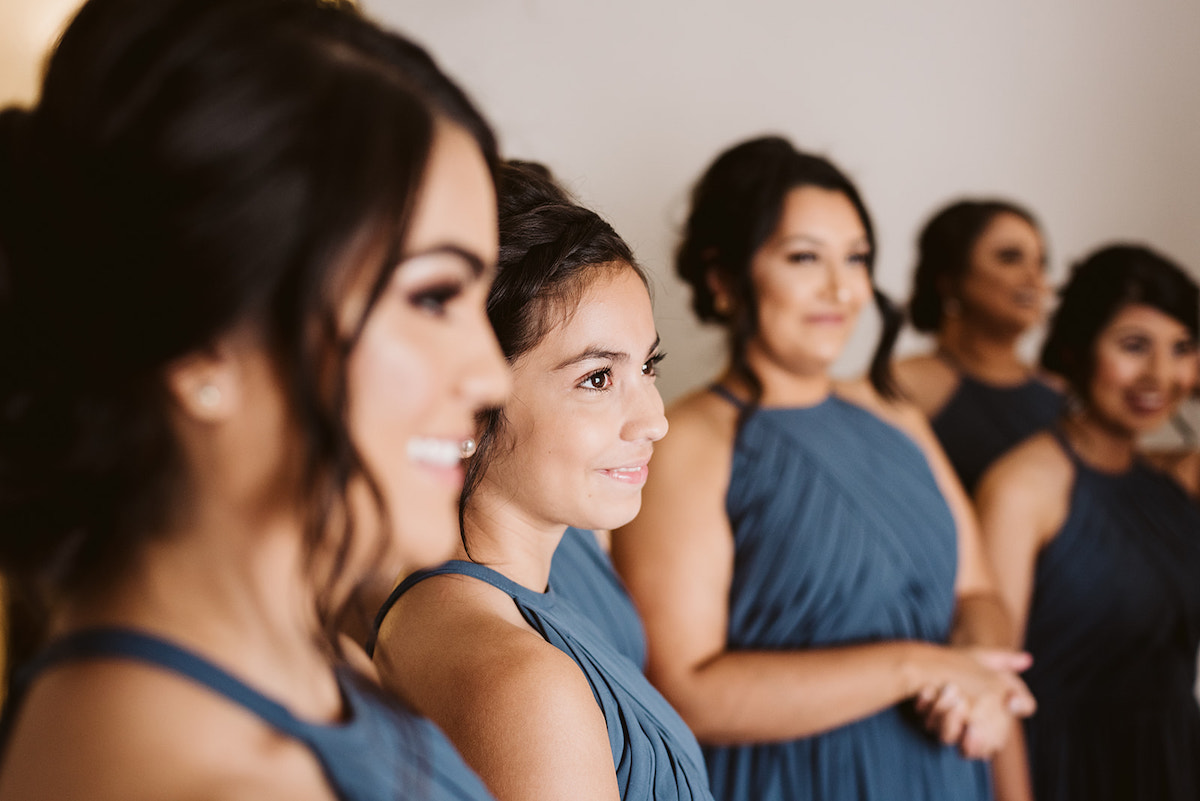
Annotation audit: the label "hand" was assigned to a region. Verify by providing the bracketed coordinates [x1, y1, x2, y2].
[913, 646, 1035, 759]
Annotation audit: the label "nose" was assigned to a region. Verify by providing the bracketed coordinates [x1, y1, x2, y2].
[622, 380, 668, 444]
[459, 312, 512, 411]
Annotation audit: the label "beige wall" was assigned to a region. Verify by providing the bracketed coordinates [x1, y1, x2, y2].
[365, 0, 1200, 403]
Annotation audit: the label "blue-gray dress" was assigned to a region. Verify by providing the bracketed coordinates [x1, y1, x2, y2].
[1021, 434, 1200, 800]
[378, 559, 714, 801]
[705, 387, 990, 801]
[550, 526, 647, 669]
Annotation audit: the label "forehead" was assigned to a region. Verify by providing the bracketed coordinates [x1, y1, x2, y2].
[523, 266, 651, 360]
[977, 212, 1039, 245]
[1102, 302, 1193, 338]
[771, 186, 865, 240]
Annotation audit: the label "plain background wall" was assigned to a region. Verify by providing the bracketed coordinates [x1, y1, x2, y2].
[365, 0, 1200, 403]
[4, 0, 1199, 402]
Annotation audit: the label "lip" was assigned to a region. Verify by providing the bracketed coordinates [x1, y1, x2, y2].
[598, 463, 650, 485]
[804, 312, 847, 325]
[1124, 390, 1170, 417]
[1011, 287, 1043, 308]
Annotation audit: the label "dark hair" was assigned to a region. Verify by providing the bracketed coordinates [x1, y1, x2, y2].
[459, 160, 645, 537]
[908, 198, 1040, 332]
[1041, 243, 1199, 402]
[0, 0, 498, 643]
[675, 135, 901, 413]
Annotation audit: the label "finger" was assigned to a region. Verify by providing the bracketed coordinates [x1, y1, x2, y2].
[914, 685, 938, 714]
[972, 648, 1033, 674]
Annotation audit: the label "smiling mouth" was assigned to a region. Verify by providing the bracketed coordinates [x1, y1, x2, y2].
[1126, 391, 1169, 415]
[599, 465, 649, 484]
[1012, 288, 1041, 308]
[406, 437, 465, 468]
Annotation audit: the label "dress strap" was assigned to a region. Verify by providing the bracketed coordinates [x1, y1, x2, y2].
[708, 383, 746, 410]
[34, 628, 300, 728]
[368, 559, 542, 655]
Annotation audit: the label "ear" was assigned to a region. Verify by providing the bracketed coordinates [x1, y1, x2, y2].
[164, 341, 243, 424]
[706, 266, 734, 316]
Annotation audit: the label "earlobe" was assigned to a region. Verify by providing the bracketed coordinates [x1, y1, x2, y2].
[165, 346, 241, 423]
[706, 267, 734, 317]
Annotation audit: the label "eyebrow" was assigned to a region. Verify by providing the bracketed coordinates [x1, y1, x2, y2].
[399, 244, 489, 277]
[554, 335, 662, 372]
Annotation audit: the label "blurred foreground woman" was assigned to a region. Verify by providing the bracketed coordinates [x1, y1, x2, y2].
[0, 1, 508, 798]
[977, 245, 1200, 801]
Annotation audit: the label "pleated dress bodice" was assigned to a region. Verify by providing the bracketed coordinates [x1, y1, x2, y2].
[706, 389, 990, 801]
[381, 559, 714, 801]
[1022, 435, 1200, 800]
[931, 373, 1062, 493]
[550, 526, 647, 669]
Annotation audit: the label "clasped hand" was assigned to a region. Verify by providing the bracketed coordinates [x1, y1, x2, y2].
[914, 648, 1036, 760]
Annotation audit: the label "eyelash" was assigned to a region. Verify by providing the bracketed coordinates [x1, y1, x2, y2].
[578, 353, 666, 392]
[409, 281, 463, 316]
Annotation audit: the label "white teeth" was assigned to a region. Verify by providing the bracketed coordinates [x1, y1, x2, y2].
[406, 437, 462, 468]
[611, 467, 641, 473]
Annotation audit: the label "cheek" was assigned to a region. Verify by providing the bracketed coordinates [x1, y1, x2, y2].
[347, 328, 435, 460]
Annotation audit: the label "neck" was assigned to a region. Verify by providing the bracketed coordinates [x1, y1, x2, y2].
[1059, 410, 1137, 473]
[459, 487, 565, 593]
[62, 502, 340, 718]
[736, 350, 834, 408]
[937, 317, 1030, 383]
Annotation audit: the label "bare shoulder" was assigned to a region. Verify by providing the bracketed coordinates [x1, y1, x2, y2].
[652, 387, 738, 489]
[892, 353, 960, 418]
[0, 661, 333, 801]
[371, 572, 615, 800]
[374, 572, 588, 715]
[975, 432, 1074, 542]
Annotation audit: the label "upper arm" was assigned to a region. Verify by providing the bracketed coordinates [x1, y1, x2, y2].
[373, 581, 619, 801]
[611, 395, 735, 709]
[974, 438, 1071, 643]
[446, 649, 619, 801]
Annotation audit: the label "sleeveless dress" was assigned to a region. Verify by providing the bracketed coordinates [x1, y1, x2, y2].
[1021, 435, 1200, 800]
[931, 372, 1062, 493]
[377, 559, 714, 801]
[549, 526, 647, 669]
[706, 387, 990, 801]
[0, 628, 493, 801]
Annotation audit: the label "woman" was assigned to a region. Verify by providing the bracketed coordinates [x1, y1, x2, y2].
[976, 244, 1200, 801]
[613, 136, 1034, 801]
[371, 161, 713, 801]
[0, 1, 507, 798]
[895, 200, 1062, 493]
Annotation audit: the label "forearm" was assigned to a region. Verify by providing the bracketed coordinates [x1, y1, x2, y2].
[656, 641, 933, 745]
[991, 727, 1035, 801]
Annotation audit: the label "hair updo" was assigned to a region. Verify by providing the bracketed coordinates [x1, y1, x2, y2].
[459, 160, 646, 536]
[1041, 243, 1199, 404]
[0, 0, 497, 636]
[675, 135, 901, 412]
[908, 199, 1041, 333]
